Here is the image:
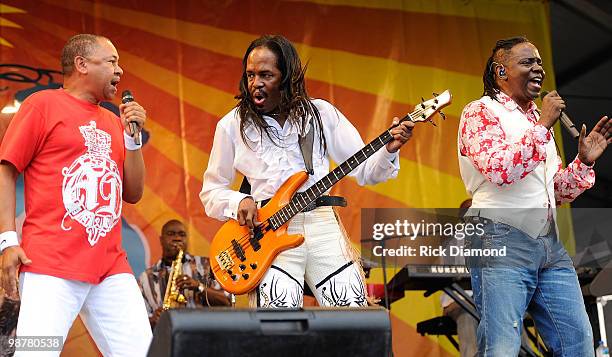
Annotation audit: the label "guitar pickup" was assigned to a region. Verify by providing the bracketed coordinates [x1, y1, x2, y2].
[250, 236, 261, 251]
[232, 239, 246, 262]
[215, 250, 234, 271]
[250, 238, 261, 251]
[249, 227, 263, 251]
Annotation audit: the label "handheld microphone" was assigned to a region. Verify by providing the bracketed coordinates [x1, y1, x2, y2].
[540, 91, 580, 139]
[121, 90, 141, 145]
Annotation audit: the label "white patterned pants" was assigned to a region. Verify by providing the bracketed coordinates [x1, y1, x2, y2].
[16, 272, 152, 357]
[250, 207, 367, 308]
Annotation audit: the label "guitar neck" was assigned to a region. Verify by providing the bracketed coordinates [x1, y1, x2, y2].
[268, 111, 416, 230]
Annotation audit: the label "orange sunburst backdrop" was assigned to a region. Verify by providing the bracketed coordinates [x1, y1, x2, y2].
[0, 1, 555, 356]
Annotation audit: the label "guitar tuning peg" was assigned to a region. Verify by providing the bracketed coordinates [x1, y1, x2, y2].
[439, 111, 446, 120]
[421, 97, 425, 103]
[432, 92, 439, 97]
[429, 119, 437, 127]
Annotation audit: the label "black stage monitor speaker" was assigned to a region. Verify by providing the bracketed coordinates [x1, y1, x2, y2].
[148, 307, 391, 357]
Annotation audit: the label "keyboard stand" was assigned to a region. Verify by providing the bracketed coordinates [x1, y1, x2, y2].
[422, 278, 543, 357]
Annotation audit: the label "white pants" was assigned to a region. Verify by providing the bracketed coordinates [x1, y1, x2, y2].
[16, 272, 152, 357]
[250, 207, 367, 308]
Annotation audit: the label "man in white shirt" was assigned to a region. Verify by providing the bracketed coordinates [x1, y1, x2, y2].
[458, 36, 611, 356]
[200, 34, 414, 307]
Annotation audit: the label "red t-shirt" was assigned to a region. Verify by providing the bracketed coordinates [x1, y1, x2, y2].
[0, 89, 132, 283]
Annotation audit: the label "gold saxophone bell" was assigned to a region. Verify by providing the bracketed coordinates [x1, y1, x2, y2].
[162, 249, 187, 310]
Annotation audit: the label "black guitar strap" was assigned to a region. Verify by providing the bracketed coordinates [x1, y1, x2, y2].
[298, 117, 315, 175]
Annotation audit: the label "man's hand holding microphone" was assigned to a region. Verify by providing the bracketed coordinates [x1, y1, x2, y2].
[121, 90, 145, 149]
[540, 90, 611, 165]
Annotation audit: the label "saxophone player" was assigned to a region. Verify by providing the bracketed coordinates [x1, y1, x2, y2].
[138, 220, 230, 329]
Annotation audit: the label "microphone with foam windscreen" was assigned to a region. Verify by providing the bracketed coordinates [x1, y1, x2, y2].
[121, 90, 141, 145]
[540, 91, 580, 139]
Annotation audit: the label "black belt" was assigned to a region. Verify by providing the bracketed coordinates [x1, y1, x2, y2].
[260, 195, 347, 212]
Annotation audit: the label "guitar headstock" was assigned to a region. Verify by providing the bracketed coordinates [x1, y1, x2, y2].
[407, 90, 452, 126]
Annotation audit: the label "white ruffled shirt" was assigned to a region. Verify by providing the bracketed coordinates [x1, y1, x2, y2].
[200, 99, 400, 221]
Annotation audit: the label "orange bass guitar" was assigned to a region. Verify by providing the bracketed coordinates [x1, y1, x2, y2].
[211, 90, 452, 295]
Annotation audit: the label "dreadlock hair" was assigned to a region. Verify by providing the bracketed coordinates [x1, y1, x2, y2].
[482, 36, 531, 100]
[235, 35, 326, 154]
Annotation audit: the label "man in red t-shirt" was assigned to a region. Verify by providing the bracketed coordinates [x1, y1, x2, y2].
[0, 34, 151, 356]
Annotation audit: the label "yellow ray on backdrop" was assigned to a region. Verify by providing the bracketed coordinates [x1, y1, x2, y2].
[0, 16, 22, 28]
[118, 52, 236, 118]
[0, 3, 26, 13]
[0, 3, 26, 48]
[145, 118, 209, 182]
[0, 38, 12, 47]
[366, 157, 467, 208]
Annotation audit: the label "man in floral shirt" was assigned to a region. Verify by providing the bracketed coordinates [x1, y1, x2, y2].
[458, 36, 611, 356]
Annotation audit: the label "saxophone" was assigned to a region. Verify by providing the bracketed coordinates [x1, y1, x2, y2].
[162, 249, 187, 310]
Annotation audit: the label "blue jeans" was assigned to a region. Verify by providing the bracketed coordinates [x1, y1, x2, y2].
[466, 219, 594, 357]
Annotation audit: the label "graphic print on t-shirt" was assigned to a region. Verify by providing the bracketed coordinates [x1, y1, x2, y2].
[61, 121, 122, 246]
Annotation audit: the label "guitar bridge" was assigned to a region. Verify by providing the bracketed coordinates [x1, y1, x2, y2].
[216, 250, 234, 271]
